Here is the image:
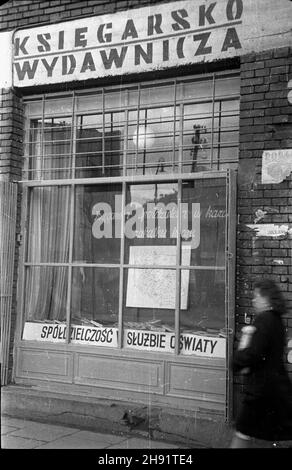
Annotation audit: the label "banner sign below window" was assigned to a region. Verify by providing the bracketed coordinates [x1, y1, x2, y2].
[22, 322, 119, 347]
[12, 0, 292, 87]
[124, 329, 225, 357]
[22, 322, 226, 358]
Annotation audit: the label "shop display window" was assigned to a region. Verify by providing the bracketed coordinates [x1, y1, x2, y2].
[21, 72, 238, 355]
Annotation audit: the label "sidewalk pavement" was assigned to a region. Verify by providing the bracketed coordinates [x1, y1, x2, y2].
[1, 415, 189, 449]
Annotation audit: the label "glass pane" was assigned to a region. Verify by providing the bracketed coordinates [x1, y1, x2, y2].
[27, 186, 70, 263]
[76, 113, 123, 178]
[180, 269, 225, 335]
[140, 82, 175, 106]
[181, 178, 226, 268]
[44, 97, 73, 115]
[124, 183, 178, 264]
[25, 100, 42, 117]
[71, 267, 119, 328]
[182, 103, 212, 172]
[23, 266, 68, 324]
[179, 177, 227, 340]
[104, 89, 127, 109]
[215, 76, 240, 98]
[28, 117, 72, 180]
[74, 184, 122, 264]
[123, 267, 175, 353]
[127, 108, 177, 175]
[178, 77, 213, 101]
[76, 93, 102, 113]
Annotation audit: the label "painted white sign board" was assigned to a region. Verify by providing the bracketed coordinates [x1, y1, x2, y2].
[22, 322, 226, 357]
[11, 0, 292, 87]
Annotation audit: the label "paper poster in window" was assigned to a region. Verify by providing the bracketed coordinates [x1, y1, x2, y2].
[126, 244, 191, 309]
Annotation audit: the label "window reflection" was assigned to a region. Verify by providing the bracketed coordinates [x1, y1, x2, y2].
[74, 184, 122, 264]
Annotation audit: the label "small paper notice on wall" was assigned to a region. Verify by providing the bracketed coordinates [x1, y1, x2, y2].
[126, 245, 191, 310]
[262, 149, 292, 184]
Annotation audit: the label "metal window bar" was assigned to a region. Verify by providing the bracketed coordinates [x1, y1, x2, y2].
[23, 79, 240, 182]
[172, 80, 177, 172]
[135, 84, 141, 173]
[175, 179, 182, 355]
[118, 181, 126, 348]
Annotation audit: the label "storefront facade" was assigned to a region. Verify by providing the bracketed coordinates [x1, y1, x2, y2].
[1, 0, 292, 433]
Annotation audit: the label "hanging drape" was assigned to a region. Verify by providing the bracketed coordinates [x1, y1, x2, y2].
[25, 122, 71, 321]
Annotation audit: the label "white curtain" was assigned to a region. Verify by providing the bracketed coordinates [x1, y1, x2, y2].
[25, 122, 71, 321]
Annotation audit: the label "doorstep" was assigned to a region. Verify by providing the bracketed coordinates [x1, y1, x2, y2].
[1, 383, 231, 448]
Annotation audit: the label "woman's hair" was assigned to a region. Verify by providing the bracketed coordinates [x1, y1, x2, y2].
[254, 279, 287, 315]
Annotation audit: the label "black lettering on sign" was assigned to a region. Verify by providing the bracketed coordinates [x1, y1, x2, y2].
[62, 54, 76, 75]
[163, 40, 169, 61]
[14, 36, 29, 56]
[148, 14, 163, 36]
[81, 52, 96, 73]
[226, 0, 243, 20]
[221, 27, 241, 51]
[42, 57, 58, 77]
[177, 37, 185, 58]
[100, 47, 128, 69]
[41, 326, 47, 338]
[58, 30, 64, 50]
[97, 23, 112, 43]
[171, 9, 190, 31]
[127, 331, 132, 345]
[122, 19, 138, 40]
[210, 340, 217, 354]
[199, 2, 216, 26]
[193, 32, 212, 56]
[90, 330, 96, 342]
[37, 33, 51, 53]
[75, 27, 88, 48]
[84, 329, 91, 341]
[47, 326, 53, 337]
[14, 60, 38, 80]
[134, 43, 153, 65]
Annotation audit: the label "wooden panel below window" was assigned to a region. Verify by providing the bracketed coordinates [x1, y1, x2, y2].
[74, 353, 163, 393]
[166, 362, 225, 404]
[16, 347, 72, 381]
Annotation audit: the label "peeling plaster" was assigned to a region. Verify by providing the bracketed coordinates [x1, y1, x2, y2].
[254, 209, 267, 223]
[246, 224, 292, 238]
[272, 259, 284, 265]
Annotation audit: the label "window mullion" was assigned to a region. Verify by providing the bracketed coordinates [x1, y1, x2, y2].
[172, 80, 177, 172]
[39, 95, 45, 181]
[65, 183, 75, 344]
[179, 103, 183, 173]
[175, 179, 182, 355]
[118, 181, 126, 348]
[135, 84, 141, 173]
[71, 92, 76, 180]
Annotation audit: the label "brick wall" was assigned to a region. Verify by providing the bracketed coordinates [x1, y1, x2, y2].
[0, 88, 24, 181]
[0, 0, 172, 31]
[0, 87, 23, 382]
[234, 46, 292, 415]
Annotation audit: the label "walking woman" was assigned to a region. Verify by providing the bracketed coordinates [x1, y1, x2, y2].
[230, 279, 292, 448]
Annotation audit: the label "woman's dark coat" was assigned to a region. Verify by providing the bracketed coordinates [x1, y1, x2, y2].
[233, 310, 292, 441]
